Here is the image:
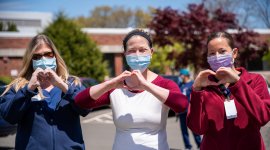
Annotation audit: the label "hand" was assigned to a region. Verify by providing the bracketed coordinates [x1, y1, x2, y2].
[215, 67, 240, 85]
[28, 68, 44, 91]
[125, 70, 147, 90]
[108, 70, 132, 89]
[44, 68, 62, 87]
[193, 69, 219, 91]
[44, 68, 69, 92]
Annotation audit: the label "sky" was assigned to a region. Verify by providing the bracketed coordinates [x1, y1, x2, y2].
[0, 0, 201, 18]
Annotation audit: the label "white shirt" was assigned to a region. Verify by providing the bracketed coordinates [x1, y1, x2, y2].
[110, 89, 170, 150]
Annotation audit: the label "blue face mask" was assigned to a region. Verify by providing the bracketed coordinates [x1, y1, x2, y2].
[125, 55, 151, 72]
[32, 57, 57, 71]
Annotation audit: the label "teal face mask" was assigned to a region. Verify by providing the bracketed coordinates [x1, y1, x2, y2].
[125, 55, 151, 72]
[32, 57, 57, 71]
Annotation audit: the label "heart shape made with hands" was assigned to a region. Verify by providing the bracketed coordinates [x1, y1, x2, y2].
[124, 74, 140, 90]
[37, 71, 52, 82]
[208, 71, 231, 85]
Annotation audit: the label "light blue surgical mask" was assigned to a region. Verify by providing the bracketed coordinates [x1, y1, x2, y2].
[32, 57, 57, 71]
[125, 55, 151, 72]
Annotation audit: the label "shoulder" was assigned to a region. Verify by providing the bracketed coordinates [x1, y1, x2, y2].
[67, 76, 82, 85]
[238, 67, 265, 84]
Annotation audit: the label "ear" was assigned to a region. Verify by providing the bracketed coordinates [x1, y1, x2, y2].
[150, 48, 154, 58]
[150, 48, 154, 54]
[232, 48, 238, 59]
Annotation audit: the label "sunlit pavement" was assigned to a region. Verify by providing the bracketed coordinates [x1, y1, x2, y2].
[1, 108, 270, 150]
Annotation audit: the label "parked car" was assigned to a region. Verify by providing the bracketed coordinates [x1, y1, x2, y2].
[161, 75, 182, 86]
[80, 77, 99, 87]
[0, 81, 17, 137]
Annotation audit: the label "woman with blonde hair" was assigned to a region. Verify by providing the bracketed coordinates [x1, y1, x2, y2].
[0, 34, 89, 150]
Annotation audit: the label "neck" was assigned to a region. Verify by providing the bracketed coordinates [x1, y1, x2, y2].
[141, 69, 157, 83]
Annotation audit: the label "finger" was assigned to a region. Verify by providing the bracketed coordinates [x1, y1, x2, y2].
[207, 81, 220, 86]
[121, 72, 132, 79]
[202, 69, 216, 75]
[35, 68, 44, 74]
[123, 70, 132, 74]
[198, 70, 216, 79]
[216, 67, 231, 73]
[35, 81, 40, 87]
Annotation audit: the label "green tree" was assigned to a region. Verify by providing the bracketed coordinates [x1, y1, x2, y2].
[74, 6, 153, 28]
[263, 38, 270, 68]
[43, 12, 108, 81]
[133, 8, 153, 28]
[0, 22, 18, 32]
[7, 22, 18, 31]
[149, 4, 269, 72]
[149, 43, 184, 74]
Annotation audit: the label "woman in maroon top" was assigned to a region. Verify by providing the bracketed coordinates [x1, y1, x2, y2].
[187, 31, 270, 150]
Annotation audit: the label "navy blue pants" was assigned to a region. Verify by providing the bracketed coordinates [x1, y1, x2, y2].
[179, 112, 201, 149]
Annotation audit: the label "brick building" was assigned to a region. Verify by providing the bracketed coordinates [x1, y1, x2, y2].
[0, 28, 134, 78]
[0, 12, 270, 80]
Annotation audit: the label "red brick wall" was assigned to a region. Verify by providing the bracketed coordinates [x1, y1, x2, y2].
[89, 34, 125, 45]
[0, 57, 23, 76]
[114, 53, 123, 76]
[0, 37, 31, 48]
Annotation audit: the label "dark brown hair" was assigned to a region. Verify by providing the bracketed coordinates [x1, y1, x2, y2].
[207, 31, 234, 49]
[123, 29, 152, 51]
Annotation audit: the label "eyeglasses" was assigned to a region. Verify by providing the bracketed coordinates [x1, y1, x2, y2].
[32, 51, 54, 60]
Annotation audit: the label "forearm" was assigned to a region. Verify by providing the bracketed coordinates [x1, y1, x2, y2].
[90, 80, 114, 100]
[143, 82, 169, 103]
[187, 89, 208, 135]
[0, 86, 35, 124]
[57, 80, 68, 93]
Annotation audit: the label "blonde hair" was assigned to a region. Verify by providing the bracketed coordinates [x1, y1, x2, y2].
[1, 34, 81, 97]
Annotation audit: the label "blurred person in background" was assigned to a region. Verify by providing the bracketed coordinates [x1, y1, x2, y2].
[187, 31, 270, 150]
[178, 68, 201, 150]
[0, 34, 90, 150]
[75, 29, 188, 150]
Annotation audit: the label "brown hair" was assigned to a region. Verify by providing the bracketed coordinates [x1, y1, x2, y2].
[123, 29, 152, 51]
[207, 31, 234, 49]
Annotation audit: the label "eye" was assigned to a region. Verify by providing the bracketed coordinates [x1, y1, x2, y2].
[208, 51, 215, 56]
[44, 52, 54, 58]
[126, 49, 136, 54]
[139, 48, 148, 53]
[220, 49, 227, 54]
[32, 54, 42, 60]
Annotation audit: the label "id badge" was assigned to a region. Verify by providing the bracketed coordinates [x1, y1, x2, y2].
[224, 99, 237, 119]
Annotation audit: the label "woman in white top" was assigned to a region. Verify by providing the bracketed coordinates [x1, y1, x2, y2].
[75, 29, 188, 150]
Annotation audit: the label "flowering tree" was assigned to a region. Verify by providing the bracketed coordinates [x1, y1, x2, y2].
[148, 3, 269, 72]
